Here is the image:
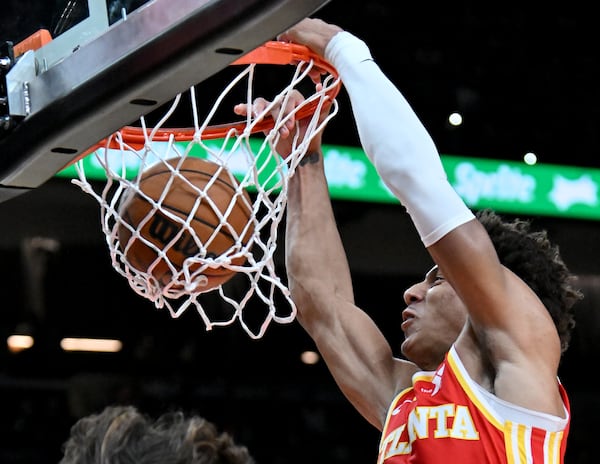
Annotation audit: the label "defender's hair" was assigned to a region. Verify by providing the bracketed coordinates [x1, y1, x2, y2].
[59, 406, 255, 464]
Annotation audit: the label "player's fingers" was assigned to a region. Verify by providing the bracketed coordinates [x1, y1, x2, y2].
[234, 91, 308, 138]
[233, 97, 269, 118]
[280, 89, 312, 136]
[232, 103, 249, 117]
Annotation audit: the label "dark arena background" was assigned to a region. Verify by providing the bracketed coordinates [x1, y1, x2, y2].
[1, 1, 599, 463]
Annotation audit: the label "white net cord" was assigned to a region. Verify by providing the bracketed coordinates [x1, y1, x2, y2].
[72, 57, 340, 338]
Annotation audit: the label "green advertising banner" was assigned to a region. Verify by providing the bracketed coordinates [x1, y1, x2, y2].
[57, 140, 600, 220]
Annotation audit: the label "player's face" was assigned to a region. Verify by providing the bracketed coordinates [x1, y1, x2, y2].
[400, 265, 468, 370]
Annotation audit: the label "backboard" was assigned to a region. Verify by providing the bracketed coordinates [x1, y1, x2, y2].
[0, 0, 331, 203]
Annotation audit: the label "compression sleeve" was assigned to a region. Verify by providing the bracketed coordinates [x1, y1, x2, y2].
[324, 32, 474, 246]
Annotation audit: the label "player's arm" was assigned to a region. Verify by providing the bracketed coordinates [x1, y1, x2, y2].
[234, 89, 416, 430]
[285, 144, 416, 431]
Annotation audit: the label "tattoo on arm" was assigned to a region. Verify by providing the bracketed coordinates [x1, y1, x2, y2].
[299, 151, 321, 166]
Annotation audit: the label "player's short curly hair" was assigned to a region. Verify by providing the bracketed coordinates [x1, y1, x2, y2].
[476, 209, 582, 354]
[59, 406, 254, 464]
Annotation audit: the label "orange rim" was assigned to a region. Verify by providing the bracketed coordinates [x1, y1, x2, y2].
[84, 41, 341, 156]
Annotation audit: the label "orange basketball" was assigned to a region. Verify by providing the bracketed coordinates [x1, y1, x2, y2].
[117, 157, 253, 292]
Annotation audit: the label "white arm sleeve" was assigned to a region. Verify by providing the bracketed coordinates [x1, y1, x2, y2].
[325, 32, 474, 247]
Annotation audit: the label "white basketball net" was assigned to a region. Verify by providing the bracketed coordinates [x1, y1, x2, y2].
[72, 51, 340, 338]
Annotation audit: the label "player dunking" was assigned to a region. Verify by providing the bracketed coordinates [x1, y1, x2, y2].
[237, 17, 583, 463]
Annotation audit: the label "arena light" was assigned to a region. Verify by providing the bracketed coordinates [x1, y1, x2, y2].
[60, 337, 123, 353]
[7, 334, 34, 353]
[300, 350, 320, 365]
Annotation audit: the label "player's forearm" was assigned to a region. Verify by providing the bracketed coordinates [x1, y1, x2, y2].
[325, 32, 474, 246]
[285, 150, 354, 309]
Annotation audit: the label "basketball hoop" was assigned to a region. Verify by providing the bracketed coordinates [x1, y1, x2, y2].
[72, 41, 341, 338]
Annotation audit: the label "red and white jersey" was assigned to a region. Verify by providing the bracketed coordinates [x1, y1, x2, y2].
[378, 345, 570, 464]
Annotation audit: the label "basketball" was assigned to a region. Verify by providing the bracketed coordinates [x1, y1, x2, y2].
[117, 157, 253, 292]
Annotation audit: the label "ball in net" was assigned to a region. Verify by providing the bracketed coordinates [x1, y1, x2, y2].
[117, 157, 254, 292]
